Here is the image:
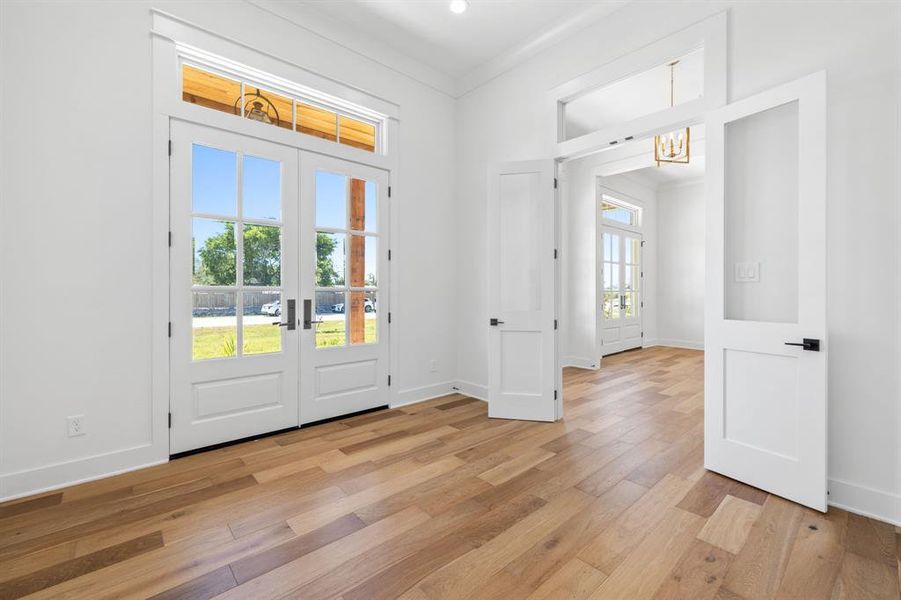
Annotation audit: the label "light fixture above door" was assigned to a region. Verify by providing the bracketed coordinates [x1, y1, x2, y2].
[449, 0, 469, 14]
[654, 60, 690, 166]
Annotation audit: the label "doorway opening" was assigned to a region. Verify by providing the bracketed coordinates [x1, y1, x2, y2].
[560, 125, 706, 369]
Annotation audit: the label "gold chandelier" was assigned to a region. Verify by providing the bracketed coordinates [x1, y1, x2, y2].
[654, 60, 690, 166]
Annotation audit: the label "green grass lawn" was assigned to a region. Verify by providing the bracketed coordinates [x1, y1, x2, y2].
[193, 320, 376, 360]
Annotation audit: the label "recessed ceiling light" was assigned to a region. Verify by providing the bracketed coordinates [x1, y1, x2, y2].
[449, 0, 469, 15]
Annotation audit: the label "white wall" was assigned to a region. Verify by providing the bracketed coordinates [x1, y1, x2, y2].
[456, 1, 900, 523]
[657, 181, 705, 349]
[561, 164, 659, 367]
[0, 0, 457, 498]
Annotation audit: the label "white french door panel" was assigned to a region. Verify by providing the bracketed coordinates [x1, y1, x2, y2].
[705, 72, 827, 511]
[299, 152, 390, 424]
[170, 120, 300, 454]
[488, 161, 559, 422]
[599, 225, 643, 356]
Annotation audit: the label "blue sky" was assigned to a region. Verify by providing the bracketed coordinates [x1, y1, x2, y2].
[192, 144, 378, 285]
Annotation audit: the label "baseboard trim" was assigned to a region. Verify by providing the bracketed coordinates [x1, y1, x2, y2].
[828, 478, 900, 526]
[391, 381, 458, 409]
[454, 380, 488, 402]
[0, 444, 167, 503]
[562, 356, 600, 370]
[647, 339, 705, 351]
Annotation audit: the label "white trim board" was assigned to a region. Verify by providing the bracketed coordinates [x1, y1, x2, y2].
[391, 382, 458, 409]
[827, 478, 901, 527]
[562, 356, 600, 370]
[454, 380, 489, 402]
[645, 340, 705, 351]
[0, 445, 166, 502]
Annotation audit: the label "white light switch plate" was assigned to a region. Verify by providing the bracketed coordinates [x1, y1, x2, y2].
[734, 262, 760, 282]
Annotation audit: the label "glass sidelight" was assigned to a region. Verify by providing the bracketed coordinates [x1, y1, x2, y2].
[314, 172, 379, 348]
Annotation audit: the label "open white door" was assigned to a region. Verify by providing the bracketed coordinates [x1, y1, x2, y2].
[705, 72, 827, 510]
[488, 161, 560, 421]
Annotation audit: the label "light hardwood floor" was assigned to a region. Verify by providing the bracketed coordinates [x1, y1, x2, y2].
[0, 347, 898, 599]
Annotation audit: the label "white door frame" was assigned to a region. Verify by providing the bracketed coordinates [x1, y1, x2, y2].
[598, 222, 644, 357]
[152, 20, 400, 463]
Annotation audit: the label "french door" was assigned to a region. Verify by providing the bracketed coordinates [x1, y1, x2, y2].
[170, 121, 299, 454]
[299, 153, 390, 424]
[600, 225, 643, 356]
[487, 161, 560, 422]
[705, 72, 827, 511]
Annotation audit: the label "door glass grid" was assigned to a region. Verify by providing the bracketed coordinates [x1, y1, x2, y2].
[602, 231, 641, 321]
[191, 144, 284, 360]
[314, 171, 378, 348]
[602, 232, 621, 320]
[623, 236, 641, 318]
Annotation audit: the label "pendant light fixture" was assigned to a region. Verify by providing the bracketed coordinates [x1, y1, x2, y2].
[654, 60, 690, 166]
[234, 87, 281, 127]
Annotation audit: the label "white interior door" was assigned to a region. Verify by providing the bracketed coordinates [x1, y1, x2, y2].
[170, 121, 299, 454]
[600, 226, 643, 355]
[705, 72, 827, 510]
[299, 152, 390, 424]
[488, 161, 560, 421]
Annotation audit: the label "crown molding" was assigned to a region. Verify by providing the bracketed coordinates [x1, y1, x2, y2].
[246, 0, 457, 98]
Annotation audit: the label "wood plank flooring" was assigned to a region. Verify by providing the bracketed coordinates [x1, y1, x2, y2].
[1, 347, 898, 599]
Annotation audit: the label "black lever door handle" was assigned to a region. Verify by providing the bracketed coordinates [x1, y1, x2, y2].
[784, 338, 820, 352]
[490, 318, 505, 326]
[272, 299, 296, 330]
[303, 299, 312, 329]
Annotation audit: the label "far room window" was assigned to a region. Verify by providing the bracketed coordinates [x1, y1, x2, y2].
[181, 64, 380, 153]
[601, 195, 640, 226]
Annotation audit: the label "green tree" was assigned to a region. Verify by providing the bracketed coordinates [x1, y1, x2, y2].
[317, 232, 343, 287]
[194, 222, 237, 285]
[243, 225, 281, 286]
[194, 223, 281, 286]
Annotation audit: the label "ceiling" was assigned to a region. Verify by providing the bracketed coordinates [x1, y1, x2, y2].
[289, 1, 626, 80]
[626, 156, 706, 188]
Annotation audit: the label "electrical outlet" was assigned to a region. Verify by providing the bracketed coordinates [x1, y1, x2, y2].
[429, 359, 438, 373]
[67, 415, 86, 437]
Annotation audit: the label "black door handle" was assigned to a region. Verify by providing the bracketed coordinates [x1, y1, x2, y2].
[303, 299, 312, 329]
[272, 299, 296, 330]
[490, 318, 505, 326]
[784, 338, 820, 352]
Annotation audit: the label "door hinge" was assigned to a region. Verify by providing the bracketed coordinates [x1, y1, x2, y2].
[640, 301, 644, 308]
[168, 231, 172, 247]
[554, 319, 558, 330]
[641, 331, 644, 337]
[168, 322, 172, 337]
[554, 248, 558, 259]
[388, 375, 392, 387]
[641, 271, 644, 278]
[640, 240, 646, 247]
[554, 390, 558, 400]
[388, 249, 392, 261]
[388, 186, 392, 198]
[168, 412, 172, 428]
[388, 312, 392, 324]
[554, 178, 558, 189]
[168, 140, 172, 157]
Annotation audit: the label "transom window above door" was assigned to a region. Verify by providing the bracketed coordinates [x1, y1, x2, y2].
[181, 63, 381, 154]
[600, 194, 641, 226]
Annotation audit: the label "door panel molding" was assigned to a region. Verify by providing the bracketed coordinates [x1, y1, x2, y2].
[705, 71, 827, 511]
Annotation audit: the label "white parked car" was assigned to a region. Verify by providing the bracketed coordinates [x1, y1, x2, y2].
[261, 300, 281, 316]
[331, 299, 376, 313]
